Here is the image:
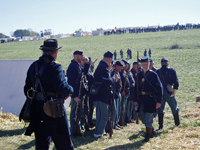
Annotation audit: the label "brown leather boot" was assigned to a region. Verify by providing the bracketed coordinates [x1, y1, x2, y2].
[142, 127, 152, 143]
[151, 127, 156, 138]
[173, 113, 180, 126]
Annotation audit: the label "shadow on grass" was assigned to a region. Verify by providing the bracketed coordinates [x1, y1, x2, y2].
[71, 128, 97, 148]
[104, 129, 164, 150]
[0, 127, 27, 137]
[105, 140, 143, 150]
[17, 139, 35, 150]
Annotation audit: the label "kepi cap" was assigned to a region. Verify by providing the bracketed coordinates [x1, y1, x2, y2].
[104, 51, 113, 58]
[73, 50, 83, 55]
[141, 56, 149, 63]
[161, 58, 168, 63]
[115, 60, 125, 67]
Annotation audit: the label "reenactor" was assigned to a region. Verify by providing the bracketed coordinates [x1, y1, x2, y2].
[67, 50, 90, 136]
[134, 56, 163, 143]
[120, 60, 130, 126]
[126, 61, 135, 123]
[156, 58, 180, 130]
[144, 49, 147, 56]
[120, 49, 123, 59]
[148, 48, 152, 58]
[127, 48, 130, 58]
[129, 49, 132, 59]
[24, 39, 74, 149]
[131, 61, 138, 81]
[114, 50, 117, 60]
[87, 57, 96, 128]
[111, 61, 125, 130]
[79, 56, 92, 131]
[149, 59, 157, 72]
[92, 51, 119, 138]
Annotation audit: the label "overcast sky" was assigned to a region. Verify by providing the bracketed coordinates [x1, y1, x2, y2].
[0, 0, 199, 35]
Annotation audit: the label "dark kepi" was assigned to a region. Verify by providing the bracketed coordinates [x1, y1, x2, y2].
[115, 60, 125, 67]
[161, 58, 168, 62]
[104, 51, 113, 58]
[73, 50, 83, 55]
[141, 56, 149, 62]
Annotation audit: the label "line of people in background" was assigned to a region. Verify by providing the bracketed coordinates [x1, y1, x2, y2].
[113, 48, 152, 61]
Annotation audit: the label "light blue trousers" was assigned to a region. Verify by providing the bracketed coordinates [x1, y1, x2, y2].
[158, 95, 179, 115]
[93, 101, 109, 135]
[128, 101, 134, 121]
[114, 92, 121, 125]
[139, 103, 154, 128]
[123, 95, 128, 125]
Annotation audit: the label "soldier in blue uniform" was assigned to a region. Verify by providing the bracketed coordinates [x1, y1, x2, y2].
[144, 49, 147, 56]
[92, 51, 119, 138]
[120, 60, 130, 126]
[134, 56, 163, 143]
[67, 50, 90, 136]
[114, 50, 117, 60]
[148, 48, 152, 58]
[24, 39, 74, 150]
[126, 61, 135, 122]
[156, 58, 179, 130]
[120, 49, 123, 59]
[111, 60, 125, 130]
[131, 61, 138, 81]
[149, 59, 157, 72]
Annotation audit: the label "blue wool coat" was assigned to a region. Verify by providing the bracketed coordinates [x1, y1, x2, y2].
[134, 69, 163, 113]
[24, 55, 73, 138]
[92, 60, 115, 104]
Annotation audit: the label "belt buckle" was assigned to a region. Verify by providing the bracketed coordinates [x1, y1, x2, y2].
[141, 91, 145, 95]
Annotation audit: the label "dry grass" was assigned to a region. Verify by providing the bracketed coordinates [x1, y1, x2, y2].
[0, 108, 18, 124]
[142, 105, 200, 150]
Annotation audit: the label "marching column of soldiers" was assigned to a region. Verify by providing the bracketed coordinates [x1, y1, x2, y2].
[24, 39, 180, 149]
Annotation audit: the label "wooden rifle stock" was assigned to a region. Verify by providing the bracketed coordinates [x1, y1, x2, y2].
[83, 95, 90, 131]
[136, 51, 139, 124]
[109, 75, 116, 138]
[126, 96, 130, 123]
[119, 74, 127, 126]
[74, 73, 84, 136]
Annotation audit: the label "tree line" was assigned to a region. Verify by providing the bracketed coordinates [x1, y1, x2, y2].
[0, 29, 52, 38]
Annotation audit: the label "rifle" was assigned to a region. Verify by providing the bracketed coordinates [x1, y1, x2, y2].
[83, 94, 90, 131]
[109, 74, 116, 138]
[119, 73, 127, 126]
[125, 96, 130, 123]
[74, 72, 84, 136]
[136, 51, 139, 124]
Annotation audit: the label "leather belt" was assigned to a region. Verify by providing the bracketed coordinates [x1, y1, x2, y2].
[140, 91, 153, 95]
[35, 92, 59, 101]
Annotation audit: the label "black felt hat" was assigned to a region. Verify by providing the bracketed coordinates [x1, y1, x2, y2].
[73, 50, 83, 55]
[39, 39, 62, 51]
[104, 51, 113, 58]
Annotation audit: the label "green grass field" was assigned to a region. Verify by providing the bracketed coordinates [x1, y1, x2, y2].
[0, 29, 200, 149]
